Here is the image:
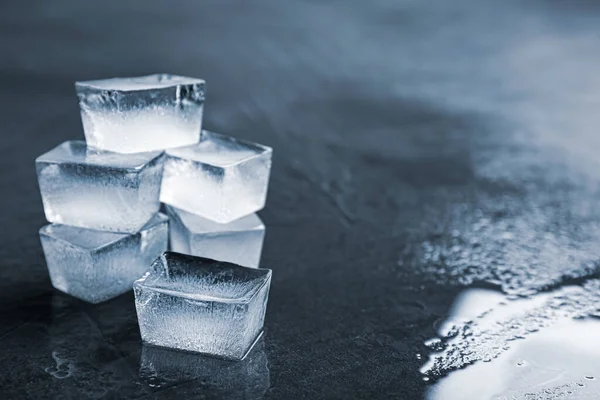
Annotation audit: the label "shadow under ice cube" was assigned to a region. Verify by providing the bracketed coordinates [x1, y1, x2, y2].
[40, 213, 168, 304]
[134, 252, 272, 360]
[76, 74, 205, 154]
[166, 205, 265, 268]
[36, 141, 164, 233]
[160, 131, 272, 223]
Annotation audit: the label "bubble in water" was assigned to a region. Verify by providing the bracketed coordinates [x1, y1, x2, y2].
[425, 338, 445, 352]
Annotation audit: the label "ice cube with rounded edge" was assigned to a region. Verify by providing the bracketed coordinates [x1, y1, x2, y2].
[36, 140, 164, 233]
[160, 131, 272, 223]
[40, 213, 168, 304]
[166, 205, 265, 268]
[134, 252, 272, 360]
[76, 74, 205, 153]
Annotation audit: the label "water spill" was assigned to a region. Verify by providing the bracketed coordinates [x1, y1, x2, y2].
[416, 202, 600, 297]
[422, 283, 600, 391]
[426, 316, 600, 399]
[44, 350, 74, 379]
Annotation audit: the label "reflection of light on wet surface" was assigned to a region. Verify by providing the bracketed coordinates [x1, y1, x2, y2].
[139, 338, 270, 396]
[427, 318, 600, 399]
[415, 199, 600, 297]
[407, 5, 600, 393]
[377, 0, 600, 300]
[423, 287, 600, 398]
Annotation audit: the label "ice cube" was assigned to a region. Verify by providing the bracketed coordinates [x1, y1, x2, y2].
[160, 131, 272, 223]
[134, 252, 272, 359]
[166, 205, 265, 268]
[139, 338, 269, 396]
[40, 213, 168, 304]
[36, 141, 164, 233]
[76, 74, 205, 154]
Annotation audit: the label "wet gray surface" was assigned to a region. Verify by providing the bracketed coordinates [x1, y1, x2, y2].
[1, 0, 600, 398]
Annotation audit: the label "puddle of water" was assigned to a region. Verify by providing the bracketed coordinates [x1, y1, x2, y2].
[423, 285, 600, 399]
[44, 350, 75, 379]
[426, 317, 600, 399]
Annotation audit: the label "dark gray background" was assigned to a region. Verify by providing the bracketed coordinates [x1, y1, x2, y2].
[2, 0, 600, 398]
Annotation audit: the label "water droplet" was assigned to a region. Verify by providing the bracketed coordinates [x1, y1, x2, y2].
[424, 337, 445, 351]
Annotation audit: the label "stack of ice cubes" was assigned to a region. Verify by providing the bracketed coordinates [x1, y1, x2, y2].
[36, 73, 273, 359]
[161, 129, 271, 268]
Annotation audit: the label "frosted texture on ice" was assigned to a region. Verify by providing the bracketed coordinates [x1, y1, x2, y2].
[36, 141, 164, 233]
[134, 252, 272, 359]
[76, 74, 205, 153]
[40, 213, 168, 304]
[160, 131, 272, 223]
[166, 133, 260, 166]
[166, 205, 265, 268]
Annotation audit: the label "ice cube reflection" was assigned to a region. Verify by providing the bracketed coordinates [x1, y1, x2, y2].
[140, 337, 270, 398]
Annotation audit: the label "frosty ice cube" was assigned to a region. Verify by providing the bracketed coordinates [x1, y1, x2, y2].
[160, 131, 272, 223]
[36, 141, 164, 233]
[134, 252, 272, 359]
[166, 205, 265, 268]
[40, 213, 168, 304]
[76, 74, 205, 153]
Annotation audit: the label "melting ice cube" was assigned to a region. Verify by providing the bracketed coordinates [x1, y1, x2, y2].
[40, 213, 168, 304]
[36, 140, 164, 233]
[166, 205, 265, 268]
[76, 74, 205, 153]
[134, 252, 272, 359]
[160, 131, 272, 223]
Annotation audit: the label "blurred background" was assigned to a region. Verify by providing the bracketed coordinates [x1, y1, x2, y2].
[2, 0, 600, 398]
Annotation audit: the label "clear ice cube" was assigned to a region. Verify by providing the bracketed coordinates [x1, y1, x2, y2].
[166, 205, 265, 268]
[76, 74, 205, 154]
[36, 141, 164, 233]
[134, 252, 272, 359]
[160, 131, 272, 223]
[40, 213, 168, 304]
